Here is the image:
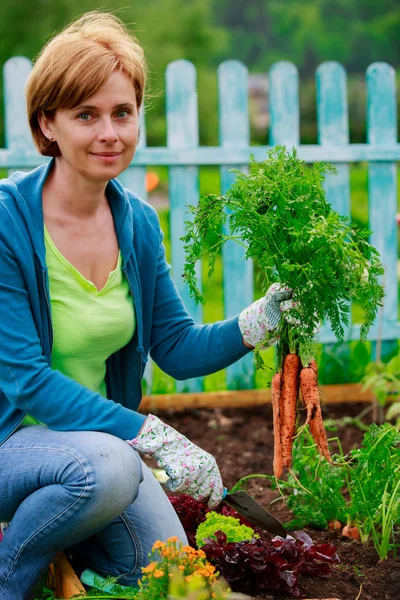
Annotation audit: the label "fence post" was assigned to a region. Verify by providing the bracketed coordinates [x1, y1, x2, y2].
[367, 63, 399, 364]
[4, 57, 36, 174]
[316, 61, 353, 382]
[166, 60, 203, 393]
[268, 61, 300, 369]
[218, 60, 255, 390]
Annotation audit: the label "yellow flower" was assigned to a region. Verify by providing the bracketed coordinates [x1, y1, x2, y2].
[167, 536, 180, 543]
[153, 569, 164, 578]
[141, 561, 158, 574]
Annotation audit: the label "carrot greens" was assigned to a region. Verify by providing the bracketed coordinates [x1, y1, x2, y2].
[181, 146, 384, 367]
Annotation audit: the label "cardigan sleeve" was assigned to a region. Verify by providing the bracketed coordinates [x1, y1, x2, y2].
[149, 229, 252, 379]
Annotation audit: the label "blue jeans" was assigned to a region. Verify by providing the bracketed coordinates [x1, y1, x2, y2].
[0, 424, 188, 600]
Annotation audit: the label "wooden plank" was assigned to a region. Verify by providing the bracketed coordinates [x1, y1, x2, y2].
[218, 60, 254, 389]
[316, 61, 353, 379]
[367, 63, 398, 362]
[268, 61, 299, 368]
[139, 383, 376, 413]
[269, 61, 300, 147]
[4, 57, 36, 176]
[3, 143, 400, 170]
[166, 60, 203, 393]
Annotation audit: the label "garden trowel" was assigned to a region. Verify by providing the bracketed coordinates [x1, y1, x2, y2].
[222, 488, 287, 537]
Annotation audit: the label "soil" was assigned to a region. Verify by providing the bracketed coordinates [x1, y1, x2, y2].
[145, 401, 400, 600]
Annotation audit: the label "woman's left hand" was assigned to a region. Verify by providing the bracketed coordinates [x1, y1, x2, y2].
[239, 283, 297, 348]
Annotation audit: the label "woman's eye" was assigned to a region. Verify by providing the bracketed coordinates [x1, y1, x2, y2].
[78, 113, 91, 121]
[116, 110, 129, 118]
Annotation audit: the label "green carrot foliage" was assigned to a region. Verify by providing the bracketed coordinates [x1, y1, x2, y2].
[181, 147, 384, 363]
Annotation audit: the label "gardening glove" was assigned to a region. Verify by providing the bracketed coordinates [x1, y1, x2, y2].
[239, 282, 297, 348]
[126, 414, 224, 509]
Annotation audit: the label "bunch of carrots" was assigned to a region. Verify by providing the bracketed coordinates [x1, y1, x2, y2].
[272, 353, 332, 479]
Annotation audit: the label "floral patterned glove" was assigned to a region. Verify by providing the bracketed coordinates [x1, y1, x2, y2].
[126, 414, 223, 509]
[239, 282, 296, 348]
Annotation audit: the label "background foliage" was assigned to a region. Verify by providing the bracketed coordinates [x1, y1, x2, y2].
[0, 0, 399, 146]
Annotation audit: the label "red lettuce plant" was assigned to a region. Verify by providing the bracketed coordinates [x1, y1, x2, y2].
[201, 530, 339, 598]
[169, 494, 339, 598]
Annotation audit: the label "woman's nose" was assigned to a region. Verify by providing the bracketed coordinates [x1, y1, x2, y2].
[98, 118, 118, 142]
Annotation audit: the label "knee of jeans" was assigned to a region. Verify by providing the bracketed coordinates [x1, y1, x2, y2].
[87, 436, 143, 512]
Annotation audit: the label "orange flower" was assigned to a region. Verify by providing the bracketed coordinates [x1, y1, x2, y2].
[182, 545, 197, 554]
[167, 536, 180, 543]
[141, 561, 158, 574]
[152, 540, 166, 550]
[153, 569, 164, 578]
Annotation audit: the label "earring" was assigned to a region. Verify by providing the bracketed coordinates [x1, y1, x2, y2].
[48, 135, 55, 141]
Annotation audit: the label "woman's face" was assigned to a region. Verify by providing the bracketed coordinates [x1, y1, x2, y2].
[40, 70, 139, 184]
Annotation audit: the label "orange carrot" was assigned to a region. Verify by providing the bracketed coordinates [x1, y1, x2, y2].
[342, 525, 360, 541]
[271, 373, 283, 479]
[309, 359, 318, 378]
[280, 353, 301, 469]
[328, 520, 342, 531]
[300, 367, 333, 464]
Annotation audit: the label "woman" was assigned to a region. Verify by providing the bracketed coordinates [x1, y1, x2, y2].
[0, 11, 295, 599]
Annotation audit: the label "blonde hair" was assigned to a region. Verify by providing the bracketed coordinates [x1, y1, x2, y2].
[26, 11, 147, 157]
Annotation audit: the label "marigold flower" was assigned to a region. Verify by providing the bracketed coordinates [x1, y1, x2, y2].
[152, 540, 166, 550]
[167, 536, 180, 543]
[141, 561, 158, 574]
[153, 569, 164, 578]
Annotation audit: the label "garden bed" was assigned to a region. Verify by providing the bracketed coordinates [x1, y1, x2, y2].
[144, 401, 399, 600]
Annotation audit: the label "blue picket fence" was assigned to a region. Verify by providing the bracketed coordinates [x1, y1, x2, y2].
[1, 57, 399, 394]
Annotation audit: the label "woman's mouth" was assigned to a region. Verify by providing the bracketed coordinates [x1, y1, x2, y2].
[90, 152, 122, 163]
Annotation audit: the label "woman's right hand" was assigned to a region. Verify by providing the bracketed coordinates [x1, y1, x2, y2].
[126, 414, 224, 509]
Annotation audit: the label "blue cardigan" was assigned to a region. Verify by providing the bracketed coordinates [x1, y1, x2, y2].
[0, 159, 251, 446]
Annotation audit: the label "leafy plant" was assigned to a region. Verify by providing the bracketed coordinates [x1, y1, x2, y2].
[201, 529, 339, 598]
[276, 428, 347, 531]
[269, 423, 400, 560]
[196, 512, 255, 548]
[361, 355, 400, 427]
[345, 423, 400, 557]
[168, 565, 249, 600]
[181, 146, 384, 367]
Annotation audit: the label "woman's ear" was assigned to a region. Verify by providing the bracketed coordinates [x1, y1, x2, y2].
[38, 111, 55, 142]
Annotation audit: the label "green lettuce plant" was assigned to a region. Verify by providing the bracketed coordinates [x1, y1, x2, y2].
[195, 512, 255, 548]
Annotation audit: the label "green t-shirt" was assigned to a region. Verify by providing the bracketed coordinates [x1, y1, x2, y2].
[20, 224, 136, 427]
